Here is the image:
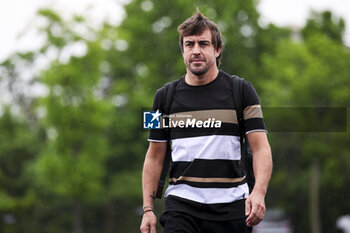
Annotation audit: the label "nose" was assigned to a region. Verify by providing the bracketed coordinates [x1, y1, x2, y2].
[192, 43, 201, 55]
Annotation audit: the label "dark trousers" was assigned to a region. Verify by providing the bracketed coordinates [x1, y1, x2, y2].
[160, 211, 252, 233]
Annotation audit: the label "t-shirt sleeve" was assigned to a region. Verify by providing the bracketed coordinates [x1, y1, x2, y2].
[148, 88, 167, 142]
[242, 80, 268, 134]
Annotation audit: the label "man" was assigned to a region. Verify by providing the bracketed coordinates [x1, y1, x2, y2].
[140, 10, 272, 233]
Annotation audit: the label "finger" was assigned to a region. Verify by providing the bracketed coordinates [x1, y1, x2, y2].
[140, 225, 149, 233]
[246, 203, 258, 226]
[150, 224, 157, 233]
[248, 203, 266, 226]
[245, 198, 251, 216]
[256, 204, 265, 223]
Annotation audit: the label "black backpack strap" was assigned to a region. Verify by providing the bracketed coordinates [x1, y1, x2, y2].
[230, 75, 255, 193]
[155, 78, 181, 199]
[231, 75, 244, 132]
[230, 75, 246, 161]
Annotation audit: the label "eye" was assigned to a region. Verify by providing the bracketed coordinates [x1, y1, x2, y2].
[199, 41, 210, 46]
[184, 41, 194, 47]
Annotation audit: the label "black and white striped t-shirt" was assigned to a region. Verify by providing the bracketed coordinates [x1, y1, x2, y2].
[148, 71, 267, 221]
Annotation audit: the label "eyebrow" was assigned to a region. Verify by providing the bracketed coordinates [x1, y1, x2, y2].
[184, 39, 211, 43]
[199, 40, 211, 44]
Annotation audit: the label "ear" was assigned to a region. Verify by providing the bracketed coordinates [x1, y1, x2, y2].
[215, 46, 222, 57]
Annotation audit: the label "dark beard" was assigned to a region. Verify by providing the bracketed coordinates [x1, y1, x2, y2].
[190, 68, 208, 76]
[189, 63, 210, 76]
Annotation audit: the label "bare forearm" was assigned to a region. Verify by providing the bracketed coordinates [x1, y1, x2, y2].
[142, 155, 163, 207]
[142, 142, 167, 208]
[252, 145, 273, 195]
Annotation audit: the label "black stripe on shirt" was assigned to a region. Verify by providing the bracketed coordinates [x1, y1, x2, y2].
[169, 159, 245, 179]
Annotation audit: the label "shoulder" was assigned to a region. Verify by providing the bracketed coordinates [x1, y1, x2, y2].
[241, 79, 258, 96]
[219, 70, 255, 90]
[152, 76, 183, 108]
[156, 77, 183, 96]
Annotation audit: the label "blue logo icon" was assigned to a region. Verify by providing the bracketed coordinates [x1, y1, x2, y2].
[143, 110, 162, 129]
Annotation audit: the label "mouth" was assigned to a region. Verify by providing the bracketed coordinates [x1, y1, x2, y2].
[190, 59, 205, 63]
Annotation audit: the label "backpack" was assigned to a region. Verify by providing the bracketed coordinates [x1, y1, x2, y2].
[155, 73, 255, 199]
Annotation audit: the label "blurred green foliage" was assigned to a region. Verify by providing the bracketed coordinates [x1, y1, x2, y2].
[0, 1, 349, 232]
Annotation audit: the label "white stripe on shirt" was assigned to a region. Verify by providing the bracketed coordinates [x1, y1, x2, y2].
[165, 183, 249, 204]
[171, 135, 241, 162]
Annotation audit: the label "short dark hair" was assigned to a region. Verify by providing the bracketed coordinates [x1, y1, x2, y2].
[177, 9, 223, 66]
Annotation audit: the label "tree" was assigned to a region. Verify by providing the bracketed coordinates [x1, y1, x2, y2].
[260, 21, 350, 232]
[0, 108, 41, 232]
[302, 11, 346, 44]
[27, 9, 114, 233]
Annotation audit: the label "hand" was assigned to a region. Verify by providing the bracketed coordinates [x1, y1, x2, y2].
[245, 191, 266, 227]
[140, 211, 157, 233]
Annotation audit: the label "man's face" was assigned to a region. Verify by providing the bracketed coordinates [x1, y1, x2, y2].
[182, 28, 221, 76]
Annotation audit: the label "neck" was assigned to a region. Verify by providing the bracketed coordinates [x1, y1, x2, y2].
[185, 67, 219, 86]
